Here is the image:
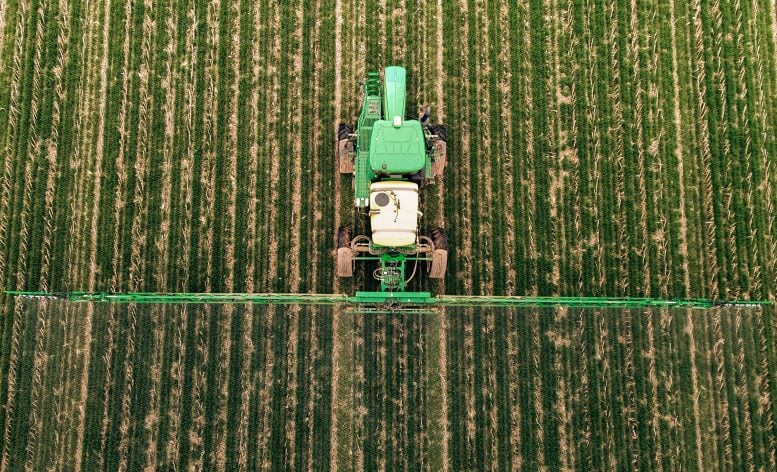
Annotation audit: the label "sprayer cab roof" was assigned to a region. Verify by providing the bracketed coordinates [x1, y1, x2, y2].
[369, 119, 426, 175]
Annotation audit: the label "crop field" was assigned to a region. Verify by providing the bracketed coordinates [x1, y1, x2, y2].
[0, 300, 775, 470]
[0, 0, 776, 469]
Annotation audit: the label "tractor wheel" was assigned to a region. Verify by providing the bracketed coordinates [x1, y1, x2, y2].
[337, 123, 355, 174]
[429, 249, 447, 279]
[337, 248, 354, 277]
[428, 227, 448, 279]
[430, 124, 448, 142]
[430, 227, 448, 250]
[336, 226, 352, 249]
[336, 227, 354, 277]
[337, 123, 353, 141]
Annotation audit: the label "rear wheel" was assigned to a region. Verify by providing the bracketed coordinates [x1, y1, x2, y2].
[336, 227, 354, 277]
[428, 227, 448, 279]
[336, 123, 355, 174]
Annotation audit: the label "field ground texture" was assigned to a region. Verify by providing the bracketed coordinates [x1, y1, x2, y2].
[0, 0, 776, 469]
[0, 300, 776, 471]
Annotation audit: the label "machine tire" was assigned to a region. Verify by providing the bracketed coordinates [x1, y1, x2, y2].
[429, 249, 448, 279]
[336, 226, 352, 249]
[428, 228, 448, 279]
[430, 227, 448, 250]
[336, 227, 354, 278]
[337, 123, 353, 141]
[337, 123, 355, 174]
[429, 124, 448, 142]
[337, 248, 354, 278]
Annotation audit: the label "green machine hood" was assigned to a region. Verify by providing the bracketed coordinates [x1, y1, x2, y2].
[369, 120, 426, 174]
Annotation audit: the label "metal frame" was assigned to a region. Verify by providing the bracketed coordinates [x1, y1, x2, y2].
[5, 290, 772, 310]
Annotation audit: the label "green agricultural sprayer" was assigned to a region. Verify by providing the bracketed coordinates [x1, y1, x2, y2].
[4, 66, 772, 311]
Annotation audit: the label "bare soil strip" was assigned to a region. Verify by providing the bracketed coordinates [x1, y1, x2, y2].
[330, 0, 345, 468]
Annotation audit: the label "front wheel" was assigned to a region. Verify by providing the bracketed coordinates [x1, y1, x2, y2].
[336, 123, 355, 174]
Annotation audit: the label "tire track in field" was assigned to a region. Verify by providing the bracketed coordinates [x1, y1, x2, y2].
[330, 0, 346, 468]
[434, 3, 450, 467]
[668, 0, 692, 296]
